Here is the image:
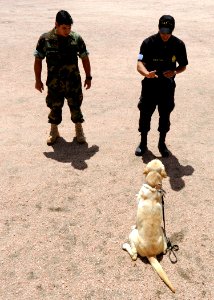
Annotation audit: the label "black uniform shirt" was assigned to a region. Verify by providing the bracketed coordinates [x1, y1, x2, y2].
[138, 33, 188, 77]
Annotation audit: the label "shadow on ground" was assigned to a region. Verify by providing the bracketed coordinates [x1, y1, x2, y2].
[142, 150, 194, 191]
[43, 137, 99, 170]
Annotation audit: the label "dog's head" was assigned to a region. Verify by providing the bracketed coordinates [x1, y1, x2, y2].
[145, 171, 163, 189]
[143, 159, 167, 179]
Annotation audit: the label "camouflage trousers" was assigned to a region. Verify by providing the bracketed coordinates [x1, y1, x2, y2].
[46, 75, 84, 125]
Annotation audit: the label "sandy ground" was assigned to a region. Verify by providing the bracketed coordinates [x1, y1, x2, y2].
[0, 0, 213, 299]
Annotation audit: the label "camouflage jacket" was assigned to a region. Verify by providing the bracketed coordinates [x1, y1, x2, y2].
[34, 28, 89, 76]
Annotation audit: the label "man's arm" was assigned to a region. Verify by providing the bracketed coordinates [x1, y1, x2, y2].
[163, 65, 186, 78]
[81, 56, 92, 90]
[164, 41, 187, 78]
[137, 61, 158, 78]
[175, 65, 186, 74]
[34, 57, 44, 93]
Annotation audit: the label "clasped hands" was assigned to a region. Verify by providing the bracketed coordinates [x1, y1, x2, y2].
[145, 70, 176, 78]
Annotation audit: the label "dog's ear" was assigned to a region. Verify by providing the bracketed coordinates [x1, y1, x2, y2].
[143, 167, 149, 175]
[161, 170, 167, 178]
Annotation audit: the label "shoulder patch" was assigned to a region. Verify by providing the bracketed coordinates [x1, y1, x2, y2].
[172, 55, 176, 62]
[138, 53, 143, 60]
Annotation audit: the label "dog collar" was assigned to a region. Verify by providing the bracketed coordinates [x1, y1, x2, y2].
[142, 184, 157, 192]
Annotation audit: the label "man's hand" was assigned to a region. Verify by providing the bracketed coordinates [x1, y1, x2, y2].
[163, 70, 176, 78]
[84, 79, 91, 90]
[35, 80, 44, 93]
[145, 70, 158, 78]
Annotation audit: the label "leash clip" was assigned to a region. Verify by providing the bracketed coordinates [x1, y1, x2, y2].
[158, 188, 166, 197]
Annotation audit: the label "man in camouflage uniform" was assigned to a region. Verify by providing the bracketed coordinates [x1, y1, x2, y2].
[34, 10, 92, 145]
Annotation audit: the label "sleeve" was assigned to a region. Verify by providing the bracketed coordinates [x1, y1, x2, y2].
[177, 41, 188, 67]
[34, 35, 46, 59]
[137, 40, 148, 62]
[77, 34, 89, 59]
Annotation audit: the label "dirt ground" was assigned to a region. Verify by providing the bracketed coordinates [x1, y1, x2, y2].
[0, 0, 213, 299]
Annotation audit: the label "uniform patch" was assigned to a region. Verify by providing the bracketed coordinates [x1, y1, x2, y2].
[138, 53, 143, 60]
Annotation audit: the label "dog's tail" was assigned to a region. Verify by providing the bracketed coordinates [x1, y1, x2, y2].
[147, 256, 175, 293]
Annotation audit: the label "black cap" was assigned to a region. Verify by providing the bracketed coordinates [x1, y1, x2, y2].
[158, 15, 175, 34]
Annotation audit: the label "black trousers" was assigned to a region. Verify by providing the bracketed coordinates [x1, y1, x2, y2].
[138, 77, 175, 133]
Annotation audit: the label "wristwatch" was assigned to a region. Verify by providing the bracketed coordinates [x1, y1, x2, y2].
[86, 75, 92, 80]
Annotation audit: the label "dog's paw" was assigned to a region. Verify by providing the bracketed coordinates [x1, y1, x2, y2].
[131, 254, 137, 261]
[122, 243, 127, 250]
[162, 248, 167, 255]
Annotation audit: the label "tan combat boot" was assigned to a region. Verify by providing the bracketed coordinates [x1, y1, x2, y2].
[75, 123, 86, 143]
[47, 124, 60, 145]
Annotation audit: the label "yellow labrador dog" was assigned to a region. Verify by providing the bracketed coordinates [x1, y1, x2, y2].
[122, 159, 175, 293]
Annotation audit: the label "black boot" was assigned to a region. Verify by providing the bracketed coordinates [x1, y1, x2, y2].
[158, 132, 170, 157]
[135, 132, 148, 156]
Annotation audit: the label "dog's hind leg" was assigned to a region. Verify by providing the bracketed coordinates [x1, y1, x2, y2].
[122, 242, 137, 260]
[122, 229, 138, 260]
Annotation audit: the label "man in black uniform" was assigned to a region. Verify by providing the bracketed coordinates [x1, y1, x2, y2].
[135, 15, 188, 157]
